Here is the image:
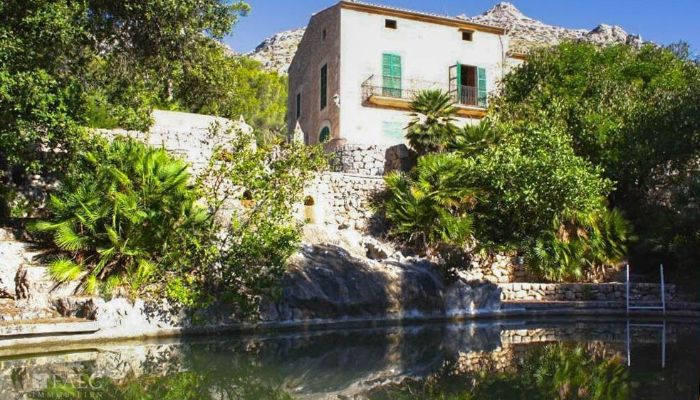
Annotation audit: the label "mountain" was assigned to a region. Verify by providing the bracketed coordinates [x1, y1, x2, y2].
[246, 28, 306, 74]
[246, 2, 642, 74]
[464, 2, 641, 54]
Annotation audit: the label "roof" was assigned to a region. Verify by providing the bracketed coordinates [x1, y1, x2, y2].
[339, 1, 506, 35]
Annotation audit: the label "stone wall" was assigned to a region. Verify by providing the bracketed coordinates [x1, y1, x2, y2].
[460, 256, 624, 284]
[328, 143, 416, 176]
[384, 144, 417, 174]
[99, 110, 249, 175]
[329, 144, 387, 176]
[499, 282, 683, 303]
[306, 172, 385, 229]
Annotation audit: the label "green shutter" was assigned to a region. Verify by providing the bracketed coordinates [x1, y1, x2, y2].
[477, 67, 487, 107]
[382, 53, 401, 97]
[455, 63, 462, 103]
[320, 64, 328, 110]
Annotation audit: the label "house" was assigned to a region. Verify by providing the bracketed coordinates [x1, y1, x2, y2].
[287, 0, 520, 148]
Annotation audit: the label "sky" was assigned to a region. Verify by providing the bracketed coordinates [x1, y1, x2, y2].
[224, 0, 700, 55]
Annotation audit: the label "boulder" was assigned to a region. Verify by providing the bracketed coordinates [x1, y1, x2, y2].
[260, 244, 502, 322]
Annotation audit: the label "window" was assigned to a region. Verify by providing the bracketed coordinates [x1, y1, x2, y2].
[382, 53, 402, 97]
[449, 63, 487, 107]
[462, 31, 473, 41]
[382, 121, 404, 140]
[320, 64, 328, 110]
[295, 93, 301, 119]
[385, 19, 397, 29]
[319, 126, 330, 143]
[322, 29, 327, 40]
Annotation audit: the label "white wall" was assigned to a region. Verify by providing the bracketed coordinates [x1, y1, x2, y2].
[339, 8, 509, 146]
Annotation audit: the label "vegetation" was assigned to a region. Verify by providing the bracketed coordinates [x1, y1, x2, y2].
[163, 127, 326, 315]
[385, 41, 699, 280]
[31, 138, 208, 297]
[384, 153, 475, 254]
[405, 90, 459, 155]
[495, 41, 700, 274]
[0, 0, 287, 219]
[368, 343, 629, 400]
[385, 89, 626, 280]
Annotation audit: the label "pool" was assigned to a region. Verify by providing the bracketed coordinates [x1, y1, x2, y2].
[1, 318, 698, 399]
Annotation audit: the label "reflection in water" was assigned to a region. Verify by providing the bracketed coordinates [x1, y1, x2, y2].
[1, 319, 696, 400]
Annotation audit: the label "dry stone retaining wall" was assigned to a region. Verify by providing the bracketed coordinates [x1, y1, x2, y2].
[329, 144, 416, 176]
[499, 282, 681, 302]
[307, 172, 385, 229]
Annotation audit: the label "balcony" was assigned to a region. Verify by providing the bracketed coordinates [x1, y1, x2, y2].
[361, 75, 487, 118]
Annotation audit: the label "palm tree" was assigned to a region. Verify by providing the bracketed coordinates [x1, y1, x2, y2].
[406, 90, 458, 155]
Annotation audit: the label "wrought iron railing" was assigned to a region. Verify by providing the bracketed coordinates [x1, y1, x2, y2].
[361, 75, 485, 108]
[458, 85, 478, 106]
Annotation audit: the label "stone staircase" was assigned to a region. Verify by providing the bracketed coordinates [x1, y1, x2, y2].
[0, 228, 96, 338]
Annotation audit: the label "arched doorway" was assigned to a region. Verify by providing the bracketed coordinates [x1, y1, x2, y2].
[319, 126, 330, 143]
[304, 195, 317, 223]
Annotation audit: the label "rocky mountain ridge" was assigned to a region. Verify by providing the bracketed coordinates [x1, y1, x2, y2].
[246, 2, 641, 74]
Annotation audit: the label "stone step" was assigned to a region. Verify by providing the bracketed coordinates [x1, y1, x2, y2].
[0, 319, 98, 337]
[503, 300, 700, 311]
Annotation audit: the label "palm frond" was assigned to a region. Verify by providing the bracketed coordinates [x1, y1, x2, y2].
[49, 258, 85, 283]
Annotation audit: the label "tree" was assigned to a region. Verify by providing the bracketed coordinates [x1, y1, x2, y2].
[172, 42, 288, 144]
[0, 0, 250, 178]
[495, 41, 700, 271]
[405, 90, 458, 155]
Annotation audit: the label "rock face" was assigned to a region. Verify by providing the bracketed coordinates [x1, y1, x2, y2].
[246, 28, 306, 74]
[247, 2, 642, 73]
[466, 2, 642, 53]
[260, 244, 502, 321]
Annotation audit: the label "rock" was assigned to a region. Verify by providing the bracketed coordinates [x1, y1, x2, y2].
[260, 244, 502, 322]
[247, 28, 306, 74]
[364, 241, 388, 260]
[249, 3, 643, 75]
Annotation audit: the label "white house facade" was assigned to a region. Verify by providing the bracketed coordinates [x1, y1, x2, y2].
[288, 0, 521, 148]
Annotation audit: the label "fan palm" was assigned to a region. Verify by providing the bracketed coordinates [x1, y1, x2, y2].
[384, 153, 477, 254]
[406, 90, 458, 155]
[525, 208, 632, 282]
[32, 138, 207, 295]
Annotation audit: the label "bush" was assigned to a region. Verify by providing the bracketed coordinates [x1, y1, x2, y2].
[384, 153, 475, 254]
[525, 209, 632, 281]
[32, 138, 207, 296]
[172, 127, 327, 316]
[495, 41, 700, 272]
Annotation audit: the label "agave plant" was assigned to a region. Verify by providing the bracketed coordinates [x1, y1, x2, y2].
[406, 90, 459, 155]
[32, 138, 208, 296]
[384, 153, 477, 254]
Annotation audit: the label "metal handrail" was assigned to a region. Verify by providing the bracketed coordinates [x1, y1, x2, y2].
[626, 264, 666, 314]
[361, 75, 486, 108]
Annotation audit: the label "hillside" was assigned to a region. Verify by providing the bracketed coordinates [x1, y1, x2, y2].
[246, 2, 641, 73]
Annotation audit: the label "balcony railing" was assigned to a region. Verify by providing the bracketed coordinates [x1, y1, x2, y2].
[361, 75, 485, 108]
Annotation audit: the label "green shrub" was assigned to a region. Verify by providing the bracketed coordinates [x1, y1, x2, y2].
[525, 209, 632, 281]
[32, 138, 207, 296]
[384, 153, 475, 254]
[172, 127, 327, 317]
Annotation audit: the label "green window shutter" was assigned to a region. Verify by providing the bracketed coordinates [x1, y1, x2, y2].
[382, 53, 401, 97]
[477, 67, 487, 107]
[320, 64, 328, 110]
